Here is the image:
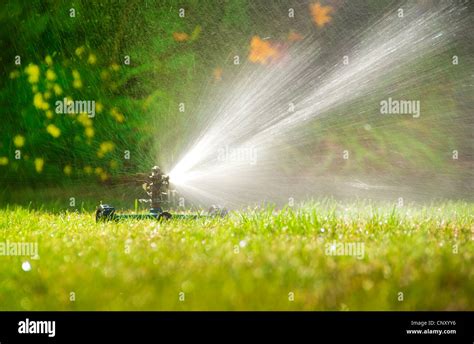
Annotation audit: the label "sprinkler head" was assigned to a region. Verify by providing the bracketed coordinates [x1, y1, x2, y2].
[144, 165, 171, 211]
[95, 165, 228, 222]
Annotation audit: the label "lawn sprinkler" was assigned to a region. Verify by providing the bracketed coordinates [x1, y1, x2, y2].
[96, 166, 227, 222]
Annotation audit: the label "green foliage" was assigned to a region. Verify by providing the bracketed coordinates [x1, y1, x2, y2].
[0, 0, 471, 185]
[0, 1, 212, 183]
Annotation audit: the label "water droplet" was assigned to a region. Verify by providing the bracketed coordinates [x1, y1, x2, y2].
[22, 261, 31, 272]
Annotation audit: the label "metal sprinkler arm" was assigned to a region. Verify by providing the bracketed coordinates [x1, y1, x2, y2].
[145, 166, 170, 213]
[96, 165, 227, 222]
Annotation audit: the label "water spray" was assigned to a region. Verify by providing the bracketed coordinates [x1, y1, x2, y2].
[168, 2, 472, 207]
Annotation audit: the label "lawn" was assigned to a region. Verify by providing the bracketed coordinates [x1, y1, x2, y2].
[0, 200, 472, 310]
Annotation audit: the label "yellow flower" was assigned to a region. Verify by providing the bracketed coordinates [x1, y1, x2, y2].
[53, 84, 63, 96]
[13, 135, 25, 148]
[75, 46, 85, 57]
[44, 91, 51, 99]
[78, 113, 93, 127]
[110, 107, 125, 123]
[63, 165, 72, 176]
[99, 172, 109, 181]
[0, 157, 8, 166]
[110, 63, 120, 71]
[84, 166, 93, 174]
[115, 113, 125, 123]
[87, 53, 97, 65]
[109, 160, 118, 169]
[97, 141, 115, 158]
[45, 110, 53, 119]
[25, 64, 40, 83]
[33, 93, 44, 109]
[73, 79, 82, 89]
[94, 167, 103, 175]
[100, 141, 115, 151]
[34, 158, 44, 173]
[9, 70, 20, 79]
[45, 55, 53, 66]
[46, 124, 61, 138]
[72, 69, 82, 88]
[33, 93, 50, 110]
[95, 102, 103, 113]
[85, 127, 95, 138]
[46, 69, 57, 81]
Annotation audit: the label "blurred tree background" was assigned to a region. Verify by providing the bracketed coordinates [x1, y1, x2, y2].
[0, 0, 471, 199]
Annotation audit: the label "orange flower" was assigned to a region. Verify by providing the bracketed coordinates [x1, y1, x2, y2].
[173, 32, 189, 42]
[248, 36, 279, 65]
[310, 2, 333, 28]
[213, 67, 223, 81]
[288, 31, 304, 42]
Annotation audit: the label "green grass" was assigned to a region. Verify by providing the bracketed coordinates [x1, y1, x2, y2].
[0, 200, 472, 310]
